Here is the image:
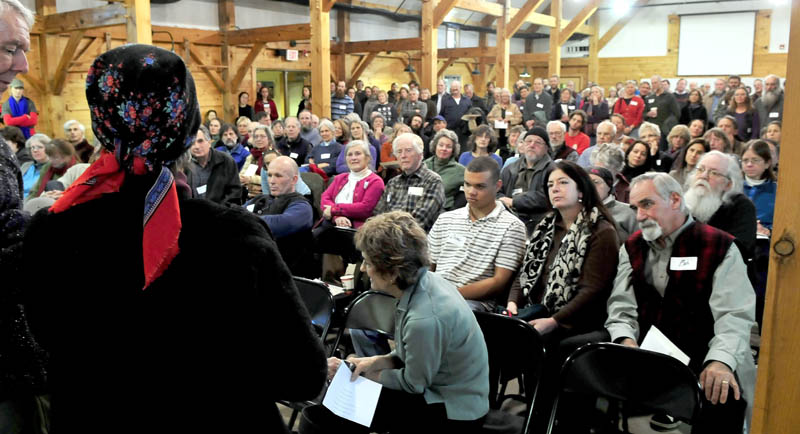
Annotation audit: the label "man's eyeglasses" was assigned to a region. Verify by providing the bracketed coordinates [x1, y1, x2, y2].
[695, 166, 729, 179]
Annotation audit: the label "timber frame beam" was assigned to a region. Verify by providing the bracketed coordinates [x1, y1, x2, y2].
[598, 0, 649, 50]
[558, 0, 601, 45]
[35, 3, 127, 34]
[347, 52, 377, 87]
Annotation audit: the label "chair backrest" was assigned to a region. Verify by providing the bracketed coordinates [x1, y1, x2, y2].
[559, 342, 702, 424]
[300, 171, 324, 213]
[293, 277, 335, 340]
[315, 226, 361, 265]
[474, 312, 545, 419]
[343, 290, 397, 335]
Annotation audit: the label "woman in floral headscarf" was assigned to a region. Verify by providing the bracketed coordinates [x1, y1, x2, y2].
[21, 45, 325, 434]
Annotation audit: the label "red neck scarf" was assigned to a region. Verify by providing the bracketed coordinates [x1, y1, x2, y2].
[50, 152, 181, 289]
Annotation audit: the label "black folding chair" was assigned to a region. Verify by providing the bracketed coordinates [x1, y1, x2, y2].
[474, 311, 545, 434]
[293, 277, 335, 341]
[330, 290, 397, 357]
[284, 277, 335, 429]
[546, 342, 703, 434]
[314, 225, 361, 266]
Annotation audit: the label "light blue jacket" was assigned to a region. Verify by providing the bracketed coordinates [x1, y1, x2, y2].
[379, 267, 489, 421]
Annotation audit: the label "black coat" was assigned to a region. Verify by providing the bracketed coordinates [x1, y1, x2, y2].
[679, 104, 708, 127]
[22, 178, 327, 434]
[185, 148, 243, 206]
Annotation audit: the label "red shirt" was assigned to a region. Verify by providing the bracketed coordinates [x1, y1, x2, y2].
[565, 131, 591, 155]
[613, 96, 645, 130]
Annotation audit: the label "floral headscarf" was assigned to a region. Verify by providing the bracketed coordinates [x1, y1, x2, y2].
[51, 45, 200, 289]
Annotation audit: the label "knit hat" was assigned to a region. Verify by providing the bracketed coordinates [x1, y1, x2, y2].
[588, 166, 614, 189]
[9, 78, 23, 89]
[526, 126, 550, 148]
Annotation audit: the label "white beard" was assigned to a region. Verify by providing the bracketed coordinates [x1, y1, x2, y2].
[684, 181, 723, 223]
[640, 218, 664, 242]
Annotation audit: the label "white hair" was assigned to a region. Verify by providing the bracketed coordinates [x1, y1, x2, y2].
[546, 120, 566, 133]
[0, 0, 33, 28]
[392, 132, 424, 156]
[63, 120, 85, 133]
[695, 150, 743, 201]
[590, 143, 625, 175]
[597, 120, 616, 137]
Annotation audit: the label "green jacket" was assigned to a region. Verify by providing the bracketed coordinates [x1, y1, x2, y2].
[423, 156, 465, 210]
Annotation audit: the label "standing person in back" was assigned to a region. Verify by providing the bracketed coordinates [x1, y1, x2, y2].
[2, 79, 37, 139]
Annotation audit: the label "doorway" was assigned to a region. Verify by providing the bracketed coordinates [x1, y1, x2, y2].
[256, 70, 310, 119]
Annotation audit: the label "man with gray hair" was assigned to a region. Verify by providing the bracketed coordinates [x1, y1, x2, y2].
[643, 75, 680, 147]
[577, 120, 616, 168]
[753, 74, 783, 124]
[298, 110, 321, 145]
[590, 142, 630, 203]
[684, 150, 757, 261]
[399, 87, 427, 123]
[373, 132, 444, 231]
[546, 120, 577, 162]
[64, 119, 92, 163]
[606, 171, 755, 433]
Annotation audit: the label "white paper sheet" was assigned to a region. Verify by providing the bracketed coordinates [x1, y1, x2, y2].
[641, 325, 691, 366]
[322, 362, 383, 427]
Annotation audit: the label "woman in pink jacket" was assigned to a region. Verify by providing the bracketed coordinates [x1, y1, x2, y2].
[320, 139, 385, 228]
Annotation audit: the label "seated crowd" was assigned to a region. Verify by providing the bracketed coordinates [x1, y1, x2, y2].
[7, 70, 780, 434]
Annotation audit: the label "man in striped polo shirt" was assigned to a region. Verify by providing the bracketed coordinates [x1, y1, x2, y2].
[428, 156, 527, 312]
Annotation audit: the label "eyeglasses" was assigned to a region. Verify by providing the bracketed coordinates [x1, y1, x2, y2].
[742, 157, 764, 165]
[253, 134, 268, 139]
[695, 166, 729, 179]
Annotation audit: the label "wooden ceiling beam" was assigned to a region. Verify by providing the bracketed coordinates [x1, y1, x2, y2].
[558, 0, 601, 45]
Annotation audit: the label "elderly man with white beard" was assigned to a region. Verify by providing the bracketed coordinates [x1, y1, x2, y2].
[683, 151, 757, 262]
[753, 74, 784, 124]
[606, 172, 756, 433]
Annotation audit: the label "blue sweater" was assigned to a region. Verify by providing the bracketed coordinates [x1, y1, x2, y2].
[457, 151, 502, 168]
[307, 141, 342, 176]
[744, 179, 776, 229]
[215, 143, 251, 171]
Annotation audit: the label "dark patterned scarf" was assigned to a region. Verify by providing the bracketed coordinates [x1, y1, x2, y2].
[520, 207, 600, 313]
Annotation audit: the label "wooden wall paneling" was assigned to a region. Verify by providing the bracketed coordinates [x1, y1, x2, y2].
[751, 0, 800, 430]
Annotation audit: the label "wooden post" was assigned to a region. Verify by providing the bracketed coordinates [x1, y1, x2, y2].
[219, 0, 235, 123]
[476, 32, 489, 95]
[420, 0, 437, 91]
[588, 14, 599, 84]
[34, 0, 63, 137]
[311, 0, 332, 118]
[125, 0, 152, 44]
[548, 0, 561, 77]
[751, 1, 800, 431]
[495, 0, 510, 89]
[336, 9, 349, 85]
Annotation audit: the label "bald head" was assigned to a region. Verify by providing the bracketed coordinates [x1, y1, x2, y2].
[267, 156, 299, 196]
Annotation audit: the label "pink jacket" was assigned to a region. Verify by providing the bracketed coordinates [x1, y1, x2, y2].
[321, 172, 385, 228]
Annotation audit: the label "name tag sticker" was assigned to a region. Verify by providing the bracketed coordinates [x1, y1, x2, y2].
[290, 152, 299, 159]
[648, 99, 655, 104]
[340, 105, 347, 110]
[447, 233, 466, 247]
[536, 103, 544, 109]
[197, 184, 207, 195]
[321, 153, 331, 159]
[670, 257, 698, 271]
[568, 105, 575, 110]
[244, 164, 258, 177]
[512, 188, 523, 196]
[459, 185, 465, 191]
[770, 112, 779, 118]
[630, 100, 638, 106]
[408, 186, 424, 196]
[494, 120, 508, 129]
[656, 159, 662, 166]
[246, 204, 255, 212]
